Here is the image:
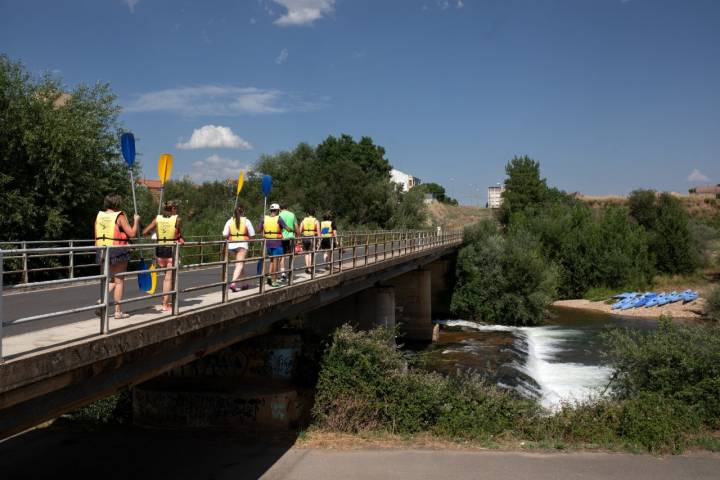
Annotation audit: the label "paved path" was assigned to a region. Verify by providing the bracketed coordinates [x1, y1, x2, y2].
[1, 428, 718, 480]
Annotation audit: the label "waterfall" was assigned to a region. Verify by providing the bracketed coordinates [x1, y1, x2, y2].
[435, 320, 613, 410]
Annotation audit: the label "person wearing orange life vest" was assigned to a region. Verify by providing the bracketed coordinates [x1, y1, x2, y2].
[258, 203, 291, 287]
[94, 194, 140, 319]
[300, 207, 320, 274]
[222, 205, 256, 292]
[319, 212, 337, 271]
[143, 200, 184, 311]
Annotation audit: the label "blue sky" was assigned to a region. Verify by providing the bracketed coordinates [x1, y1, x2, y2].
[1, 0, 719, 204]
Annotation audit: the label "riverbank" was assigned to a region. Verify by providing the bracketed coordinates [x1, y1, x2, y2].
[553, 298, 707, 319]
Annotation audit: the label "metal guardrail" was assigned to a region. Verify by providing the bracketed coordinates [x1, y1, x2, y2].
[0, 230, 463, 361]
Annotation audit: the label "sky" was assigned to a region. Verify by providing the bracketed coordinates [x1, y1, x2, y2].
[1, 0, 719, 205]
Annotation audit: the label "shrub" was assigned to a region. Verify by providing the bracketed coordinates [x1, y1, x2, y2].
[706, 285, 720, 322]
[618, 392, 700, 453]
[66, 390, 132, 425]
[603, 318, 720, 427]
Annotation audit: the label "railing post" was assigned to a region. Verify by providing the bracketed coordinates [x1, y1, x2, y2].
[199, 238, 205, 264]
[101, 246, 111, 334]
[259, 239, 267, 294]
[21, 241, 28, 284]
[221, 242, 228, 303]
[0, 248, 4, 362]
[288, 240, 296, 285]
[311, 236, 317, 280]
[172, 243, 181, 315]
[365, 233, 370, 266]
[69, 240, 75, 279]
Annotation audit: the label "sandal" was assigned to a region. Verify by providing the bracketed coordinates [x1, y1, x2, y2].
[161, 304, 172, 312]
[114, 311, 130, 319]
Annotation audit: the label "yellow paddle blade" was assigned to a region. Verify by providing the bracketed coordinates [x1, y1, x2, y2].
[236, 170, 245, 195]
[146, 264, 158, 295]
[158, 153, 173, 185]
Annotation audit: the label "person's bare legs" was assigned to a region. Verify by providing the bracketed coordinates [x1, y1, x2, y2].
[109, 261, 127, 317]
[162, 265, 173, 308]
[232, 248, 247, 282]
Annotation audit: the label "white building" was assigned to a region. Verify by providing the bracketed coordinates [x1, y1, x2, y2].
[391, 168, 421, 192]
[488, 184, 505, 209]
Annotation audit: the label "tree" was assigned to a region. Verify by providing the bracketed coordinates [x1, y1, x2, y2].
[652, 193, 698, 274]
[628, 189, 658, 229]
[0, 55, 129, 241]
[500, 155, 549, 223]
[413, 182, 458, 205]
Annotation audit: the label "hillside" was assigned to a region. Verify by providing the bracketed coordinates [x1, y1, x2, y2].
[426, 202, 496, 230]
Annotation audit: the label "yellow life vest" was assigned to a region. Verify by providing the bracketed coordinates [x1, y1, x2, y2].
[320, 220, 333, 237]
[95, 211, 128, 246]
[229, 217, 249, 240]
[156, 215, 178, 244]
[263, 215, 282, 239]
[301, 216, 317, 237]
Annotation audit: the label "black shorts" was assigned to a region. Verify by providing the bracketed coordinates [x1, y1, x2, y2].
[155, 246, 173, 259]
[282, 239, 295, 254]
[302, 238, 315, 251]
[320, 238, 334, 250]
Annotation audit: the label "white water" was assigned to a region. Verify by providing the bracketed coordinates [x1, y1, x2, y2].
[436, 320, 613, 410]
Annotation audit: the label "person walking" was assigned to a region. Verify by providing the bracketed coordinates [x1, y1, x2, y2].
[278, 202, 300, 282]
[319, 212, 337, 271]
[143, 200, 184, 311]
[300, 208, 320, 275]
[222, 205, 255, 292]
[258, 203, 290, 287]
[94, 193, 140, 319]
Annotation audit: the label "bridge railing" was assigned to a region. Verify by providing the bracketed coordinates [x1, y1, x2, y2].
[0, 230, 462, 361]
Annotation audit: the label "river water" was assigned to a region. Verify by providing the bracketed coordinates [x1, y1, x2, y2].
[415, 307, 660, 410]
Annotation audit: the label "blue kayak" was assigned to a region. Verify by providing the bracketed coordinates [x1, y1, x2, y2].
[666, 292, 682, 303]
[681, 290, 699, 303]
[645, 294, 664, 308]
[631, 293, 655, 308]
[613, 291, 638, 299]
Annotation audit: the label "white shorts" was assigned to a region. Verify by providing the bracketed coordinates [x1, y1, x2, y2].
[228, 242, 249, 251]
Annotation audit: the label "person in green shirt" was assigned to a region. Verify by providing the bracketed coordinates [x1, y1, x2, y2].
[279, 202, 300, 282]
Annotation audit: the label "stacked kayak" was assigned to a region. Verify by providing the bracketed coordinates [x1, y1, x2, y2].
[611, 290, 699, 310]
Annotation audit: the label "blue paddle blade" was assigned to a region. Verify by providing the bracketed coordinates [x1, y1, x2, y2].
[262, 174, 272, 197]
[137, 258, 152, 291]
[121, 132, 136, 167]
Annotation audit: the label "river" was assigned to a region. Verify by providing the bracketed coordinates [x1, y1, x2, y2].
[415, 307, 660, 410]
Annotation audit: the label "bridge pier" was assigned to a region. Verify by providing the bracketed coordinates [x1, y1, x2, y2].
[356, 286, 395, 331]
[388, 269, 437, 342]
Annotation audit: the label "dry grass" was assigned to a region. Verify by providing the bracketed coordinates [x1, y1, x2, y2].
[426, 203, 496, 230]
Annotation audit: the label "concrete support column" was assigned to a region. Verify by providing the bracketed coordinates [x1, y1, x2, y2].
[357, 286, 395, 331]
[389, 269, 436, 342]
[429, 258, 456, 320]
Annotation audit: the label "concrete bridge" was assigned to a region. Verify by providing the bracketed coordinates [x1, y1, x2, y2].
[0, 230, 462, 439]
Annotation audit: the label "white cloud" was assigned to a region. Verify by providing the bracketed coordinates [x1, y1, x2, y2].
[177, 125, 252, 150]
[124, 85, 326, 115]
[437, 0, 450, 10]
[687, 169, 710, 183]
[457, 0, 464, 8]
[275, 48, 289, 64]
[250, 17, 257, 24]
[271, 0, 334, 27]
[189, 154, 248, 182]
[123, 0, 139, 13]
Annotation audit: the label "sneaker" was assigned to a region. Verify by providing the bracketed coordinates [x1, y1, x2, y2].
[240, 283, 250, 290]
[229, 282, 238, 292]
[305, 268, 312, 275]
[281, 272, 287, 280]
[266, 277, 273, 287]
[271, 281, 282, 288]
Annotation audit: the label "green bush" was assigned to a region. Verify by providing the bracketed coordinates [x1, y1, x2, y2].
[603, 318, 720, 427]
[66, 389, 132, 425]
[525, 399, 622, 447]
[706, 285, 720, 322]
[618, 392, 700, 453]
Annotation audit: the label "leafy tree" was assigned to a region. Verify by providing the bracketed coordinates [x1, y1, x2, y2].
[652, 193, 698, 274]
[414, 182, 458, 205]
[500, 155, 548, 224]
[628, 189, 658, 229]
[0, 55, 129, 241]
[451, 227, 558, 326]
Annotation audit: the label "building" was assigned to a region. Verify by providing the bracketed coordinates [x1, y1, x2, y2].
[391, 169, 421, 192]
[138, 178, 163, 200]
[487, 184, 505, 209]
[689, 185, 720, 199]
[423, 193, 436, 205]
